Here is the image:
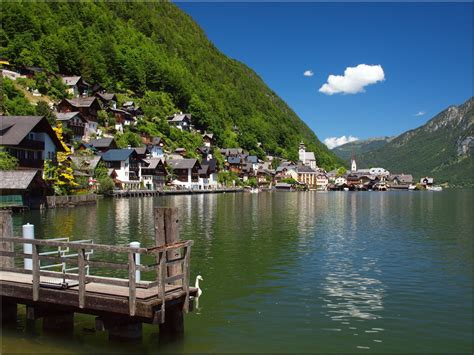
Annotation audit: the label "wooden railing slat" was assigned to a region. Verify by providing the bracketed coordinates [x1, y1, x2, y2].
[128, 252, 136, 317]
[32, 244, 39, 301]
[165, 273, 185, 284]
[78, 249, 85, 308]
[182, 246, 191, 313]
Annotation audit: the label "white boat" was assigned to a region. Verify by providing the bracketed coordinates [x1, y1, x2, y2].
[249, 188, 260, 194]
[427, 186, 443, 191]
[343, 187, 349, 191]
[408, 184, 417, 190]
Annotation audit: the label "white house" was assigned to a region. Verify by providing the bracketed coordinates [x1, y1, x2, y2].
[335, 176, 347, 186]
[101, 149, 143, 190]
[167, 113, 192, 131]
[147, 137, 164, 158]
[316, 173, 329, 190]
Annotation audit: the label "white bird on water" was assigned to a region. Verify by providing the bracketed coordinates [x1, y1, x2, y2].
[195, 275, 204, 297]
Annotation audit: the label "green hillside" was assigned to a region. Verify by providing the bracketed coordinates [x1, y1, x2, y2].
[355, 98, 474, 186]
[333, 137, 393, 162]
[0, 1, 341, 169]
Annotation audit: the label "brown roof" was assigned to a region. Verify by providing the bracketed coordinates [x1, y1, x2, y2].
[64, 97, 99, 108]
[0, 116, 64, 151]
[0, 170, 43, 190]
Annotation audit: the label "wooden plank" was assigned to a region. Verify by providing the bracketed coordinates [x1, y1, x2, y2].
[165, 274, 185, 284]
[0, 237, 148, 254]
[158, 252, 166, 324]
[128, 252, 136, 316]
[32, 244, 39, 301]
[0, 211, 14, 268]
[164, 208, 181, 285]
[182, 246, 191, 313]
[78, 249, 85, 308]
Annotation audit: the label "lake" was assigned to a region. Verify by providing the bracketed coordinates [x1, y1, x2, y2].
[2, 190, 473, 353]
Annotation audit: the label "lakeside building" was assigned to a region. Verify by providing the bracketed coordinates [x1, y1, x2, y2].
[0, 115, 64, 171]
[298, 142, 317, 170]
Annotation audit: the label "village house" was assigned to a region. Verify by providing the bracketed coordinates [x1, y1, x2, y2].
[57, 97, 101, 124]
[389, 174, 414, 187]
[0, 115, 64, 170]
[298, 142, 317, 170]
[316, 173, 329, 190]
[275, 163, 298, 182]
[420, 177, 434, 187]
[0, 170, 51, 210]
[335, 176, 347, 186]
[196, 146, 213, 161]
[256, 167, 272, 186]
[167, 113, 192, 131]
[88, 137, 117, 153]
[70, 155, 102, 178]
[226, 156, 243, 174]
[55, 112, 87, 141]
[146, 137, 164, 158]
[296, 165, 318, 189]
[61, 76, 90, 97]
[168, 158, 201, 189]
[101, 149, 144, 190]
[202, 132, 214, 147]
[95, 92, 118, 109]
[121, 101, 143, 117]
[198, 158, 218, 189]
[140, 158, 167, 190]
[108, 108, 135, 132]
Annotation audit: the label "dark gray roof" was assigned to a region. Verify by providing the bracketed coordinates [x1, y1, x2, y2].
[101, 149, 134, 162]
[143, 158, 164, 169]
[133, 147, 147, 155]
[55, 112, 85, 122]
[247, 155, 258, 164]
[61, 76, 81, 86]
[65, 97, 98, 108]
[0, 116, 64, 150]
[168, 113, 191, 122]
[227, 157, 241, 164]
[168, 159, 198, 170]
[151, 137, 162, 145]
[89, 138, 115, 148]
[0, 170, 41, 190]
[297, 166, 317, 173]
[96, 92, 117, 101]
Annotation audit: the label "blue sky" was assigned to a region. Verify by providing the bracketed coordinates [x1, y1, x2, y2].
[175, 2, 473, 148]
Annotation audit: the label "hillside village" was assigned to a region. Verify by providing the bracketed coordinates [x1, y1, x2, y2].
[0, 65, 436, 209]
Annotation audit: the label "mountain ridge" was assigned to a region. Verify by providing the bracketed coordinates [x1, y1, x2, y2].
[334, 97, 474, 185]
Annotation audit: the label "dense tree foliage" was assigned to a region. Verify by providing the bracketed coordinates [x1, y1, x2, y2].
[1, 1, 342, 169]
[0, 150, 19, 170]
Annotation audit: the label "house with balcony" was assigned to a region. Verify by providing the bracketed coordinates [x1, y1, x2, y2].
[168, 158, 201, 189]
[57, 97, 101, 124]
[61, 76, 90, 97]
[101, 149, 144, 190]
[167, 113, 192, 131]
[0, 116, 64, 170]
[55, 112, 87, 141]
[141, 158, 167, 190]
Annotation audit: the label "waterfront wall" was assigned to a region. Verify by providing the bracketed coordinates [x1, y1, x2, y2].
[46, 194, 97, 208]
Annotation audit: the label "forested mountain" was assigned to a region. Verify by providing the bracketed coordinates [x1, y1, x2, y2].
[0, 1, 341, 169]
[333, 137, 393, 161]
[351, 98, 474, 186]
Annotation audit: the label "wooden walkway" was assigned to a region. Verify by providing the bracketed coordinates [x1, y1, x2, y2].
[0, 208, 197, 338]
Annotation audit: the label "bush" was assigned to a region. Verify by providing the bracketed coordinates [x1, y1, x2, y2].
[98, 177, 115, 195]
[0, 150, 18, 170]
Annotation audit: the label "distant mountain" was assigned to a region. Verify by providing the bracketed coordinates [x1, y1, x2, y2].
[349, 97, 474, 186]
[333, 137, 393, 161]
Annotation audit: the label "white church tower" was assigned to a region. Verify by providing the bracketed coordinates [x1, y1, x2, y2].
[299, 141, 306, 165]
[350, 144, 357, 172]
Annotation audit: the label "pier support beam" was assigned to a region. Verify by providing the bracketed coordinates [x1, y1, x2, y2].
[101, 317, 142, 341]
[1, 298, 17, 323]
[43, 311, 74, 333]
[159, 304, 184, 334]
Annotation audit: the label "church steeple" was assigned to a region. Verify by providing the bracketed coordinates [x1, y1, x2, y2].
[350, 143, 357, 172]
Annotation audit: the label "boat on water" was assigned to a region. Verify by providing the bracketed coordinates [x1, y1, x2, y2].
[249, 188, 259, 194]
[343, 187, 349, 191]
[427, 186, 443, 191]
[408, 184, 417, 190]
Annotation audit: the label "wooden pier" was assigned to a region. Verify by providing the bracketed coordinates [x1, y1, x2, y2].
[0, 208, 197, 339]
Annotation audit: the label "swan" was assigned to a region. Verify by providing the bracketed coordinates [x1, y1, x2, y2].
[195, 275, 203, 297]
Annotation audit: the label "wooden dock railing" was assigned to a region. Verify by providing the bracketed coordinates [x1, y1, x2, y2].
[0, 208, 193, 324]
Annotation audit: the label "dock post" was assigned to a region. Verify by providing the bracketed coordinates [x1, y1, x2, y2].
[154, 207, 184, 334]
[22, 223, 34, 270]
[0, 211, 14, 269]
[129, 241, 141, 282]
[43, 310, 74, 334]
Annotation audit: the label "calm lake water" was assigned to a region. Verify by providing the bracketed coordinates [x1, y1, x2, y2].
[2, 190, 473, 353]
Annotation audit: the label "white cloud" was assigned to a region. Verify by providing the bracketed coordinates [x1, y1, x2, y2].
[303, 70, 314, 77]
[319, 64, 385, 95]
[414, 111, 426, 117]
[324, 135, 359, 149]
